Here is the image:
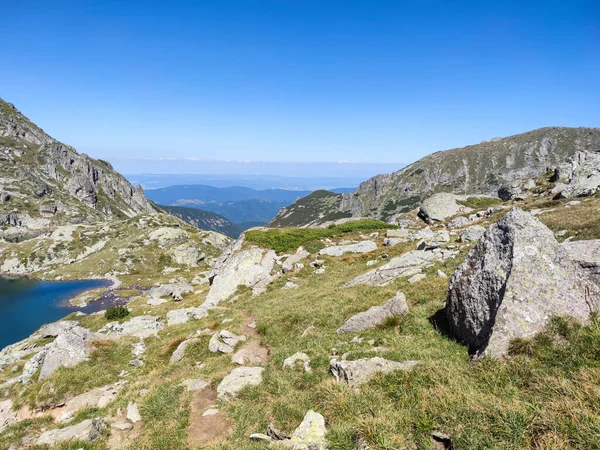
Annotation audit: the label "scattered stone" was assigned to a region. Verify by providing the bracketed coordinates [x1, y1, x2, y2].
[170, 338, 200, 363]
[565, 200, 582, 207]
[437, 269, 448, 278]
[268, 423, 291, 440]
[431, 431, 454, 450]
[217, 367, 264, 400]
[146, 297, 167, 306]
[386, 229, 410, 238]
[319, 241, 377, 257]
[57, 383, 125, 422]
[112, 421, 133, 431]
[287, 410, 328, 450]
[301, 326, 315, 337]
[337, 292, 408, 333]
[315, 268, 326, 274]
[202, 408, 219, 417]
[416, 230, 450, 249]
[446, 208, 600, 358]
[209, 330, 246, 354]
[407, 273, 426, 284]
[282, 352, 312, 372]
[129, 359, 144, 367]
[282, 281, 299, 289]
[250, 433, 273, 442]
[126, 402, 141, 423]
[36, 418, 106, 447]
[282, 249, 310, 273]
[181, 379, 210, 392]
[166, 307, 208, 325]
[459, 225, 486, 243]
[383, 237, 405, 247]
[330, 357, 419, 388]
[0, 399, 18, 432]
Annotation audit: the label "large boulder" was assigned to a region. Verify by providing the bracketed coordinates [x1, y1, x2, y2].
[39, 326, 103, 380]
[554, 150, 600, 198]
[343, 249, 455, 287]
[418, 193, 465, 222]
[337, 291, 408, 333]
[148, 227, 189, 247]
[562, 239, 600, 286]
[319, 241, 377, 257]
[205, 247, 276, 307]
[166, 307, 208, 325]
[446, 208, 600, 358]
[148, 281, 193, 301]
[99, 316, 164, 339]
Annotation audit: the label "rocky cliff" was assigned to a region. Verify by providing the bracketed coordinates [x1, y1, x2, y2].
[0, 99, 157, 240]
[270, 127, 600, 226]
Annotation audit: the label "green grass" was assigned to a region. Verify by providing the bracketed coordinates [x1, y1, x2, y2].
[456, 196, 504, 209]
[245, 219, 395, 253]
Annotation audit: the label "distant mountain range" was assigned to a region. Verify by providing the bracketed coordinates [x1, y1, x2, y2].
[145, 184, 353, 224]
[159, 205, 261, 238]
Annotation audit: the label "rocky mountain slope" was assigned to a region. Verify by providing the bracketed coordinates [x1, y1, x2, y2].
[270, 127, 600, 226]
[0, 99, 158, 242]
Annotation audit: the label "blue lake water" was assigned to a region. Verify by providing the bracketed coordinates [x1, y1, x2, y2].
[0, 277, 111, 350]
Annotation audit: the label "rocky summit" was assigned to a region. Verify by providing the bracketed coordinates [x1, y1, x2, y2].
[2, 101, 600, 449]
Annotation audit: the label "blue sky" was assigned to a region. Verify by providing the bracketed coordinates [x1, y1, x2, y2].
[2, 1, 599, 175]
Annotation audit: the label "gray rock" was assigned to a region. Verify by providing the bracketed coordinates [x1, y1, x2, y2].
[166, 307, 208, 325]
[498, 183, 528, 201]
[99, 316, 164, 339]
[386, 229, 410, 238]
[127, 402, 141, 423]
[330, 357, 419, 388]
[282, 250, 310, 273]
[287, 410, 328, 450]
[383, 237, 405, 247]
[447, 216, 471, 229]
[0, 399, 18, 432]
[337, 292, 408, 333]
[181, 379, 210, 391]
[459, 225, 486, 243]
[446, 208, 600, 358]
[39, 326, 102, 380]
[419, 193, 465, 222]
[282, 352, 312, 372]
[282, 281, 299, 289]
[208, 330, 246, 354]
[170, 338, 200, 363]
[319, 241, 377, 257]
[407, 273, 426, 284]
[148, 227, 189, 247]
[416, 230, 450, 249]
[217, 366, 264, 400]
[205, 247, 276, 307]
[36, 418, 106, 446]
[343, 249, 454, 287]
[57, 383, 125, 423]
[148, 281, 193, 301]
[170, 244, 203, 266]
[562, 239, 600, 286]
[555, 150, 600, 198]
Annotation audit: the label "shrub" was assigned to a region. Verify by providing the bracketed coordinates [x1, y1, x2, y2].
[104, 305, 130, 320]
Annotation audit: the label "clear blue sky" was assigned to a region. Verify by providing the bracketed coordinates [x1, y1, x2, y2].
[2, 0, 599, 174]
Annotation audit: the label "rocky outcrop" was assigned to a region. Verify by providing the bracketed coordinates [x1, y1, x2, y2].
[166, 307, 208, 325]
[0, 399, 18, 432]
[419, 193, 470, 222]
[562, 239, 600, 286]
[446, 208, 600, 358]
[209, 330, 246, 354]
[319, 241, 377, 257]
[553, 150, 600, 198]
[99, 316, 164, 339]
[330, 357, 419, 388]
[337, 292, 408, 333]
[250, 410, 328, 449]
[57, 382, 125, 423]
[148, 281, 193, 301]
[148, 227, 189, 247]
[343, 248, 455, 287]
[459, 225, 486, 243]
[205, 246, 276, 306]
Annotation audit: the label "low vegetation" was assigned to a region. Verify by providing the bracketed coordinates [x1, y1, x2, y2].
[245, 219, 395, 253]
[105, 305, 130, 320]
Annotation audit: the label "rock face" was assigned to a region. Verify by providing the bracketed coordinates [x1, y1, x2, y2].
[39, 325, 103, 380]
[330, 357, 419, 388]
[319, 241, 377, 257]
[0, 98, 156, 235]
[562, 239, 600, 286]
[343, 249, 455, 287]
[446, 208, 600, 358]
[217, 366, 264, 400]
[205, 247, 276, 306]
[554, 150, 600, 198]
[337, 292, 408, 333]
[36, 418, 106, 446]
[269, 127, 600, 227]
